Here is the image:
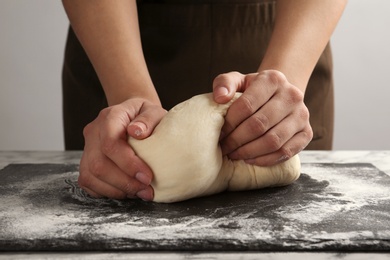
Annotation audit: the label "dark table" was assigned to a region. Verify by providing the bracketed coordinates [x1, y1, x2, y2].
[0, 151, 389, 259]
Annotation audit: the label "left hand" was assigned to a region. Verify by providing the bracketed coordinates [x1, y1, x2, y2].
[213, 70, 313, 166]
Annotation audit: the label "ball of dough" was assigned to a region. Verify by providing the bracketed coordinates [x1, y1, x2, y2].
[128, 93, 301, 203]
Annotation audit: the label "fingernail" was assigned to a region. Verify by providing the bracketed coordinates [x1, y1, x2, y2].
[137, 188, 153, 201]
[215, 86, 229, 99]
[131, 122, 147, 137]
[276, 154, 290, 163]
[135, 172, 151, 185]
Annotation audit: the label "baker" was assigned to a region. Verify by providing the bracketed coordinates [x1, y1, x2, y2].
[61, 0, 347, 201]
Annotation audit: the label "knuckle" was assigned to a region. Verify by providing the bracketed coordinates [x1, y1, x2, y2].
[289, 87, 304, 103]
[238, 95, 257, 115]
[282, 85, 304, 106]
[304, 125, 314, 141]
[298, 105, 310, 121]
[98, 105, 122, 122]
[100, 137, 117, 156]
[82, 122, 94, 138]
[229, 71, 243, 78]
[265, 132, 283, 151]
[248, 114, 269, 135]
[88, 158, 105, 179]
[97, 107, 110, 119]
[263, 70, 286, 85]
[123, 181, 139, 196]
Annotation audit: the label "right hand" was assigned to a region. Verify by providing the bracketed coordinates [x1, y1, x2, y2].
[78, 98, 167, 200]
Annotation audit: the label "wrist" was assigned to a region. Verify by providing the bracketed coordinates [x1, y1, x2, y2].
[258, 62, 310, 94]
[105, 83, 161, 106]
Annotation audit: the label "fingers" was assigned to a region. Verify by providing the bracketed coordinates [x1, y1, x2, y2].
[220, 70, 284, 146]
[220, 94, 285, 156]
[79, 158, 154, 200]
[95, 107, 154, 185]
[78, 168, 153, 200]
[227, 109, 312, 165]
[218, 70, 313, 166]
[80, 121, 154, 200]
[212, 71, 242, 104]
[244, 125, 313, 166]
[79, 176, 154, 200]
[78, 98, 166, 201]
[212, 71, 257, 104]
[221, 72, 303, 154]
[128, 103, 167, 140]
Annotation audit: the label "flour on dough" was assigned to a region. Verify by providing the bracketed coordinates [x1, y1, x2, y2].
[128, 93, 301, 203]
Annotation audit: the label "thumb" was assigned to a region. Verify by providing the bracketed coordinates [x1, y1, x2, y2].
[212, 71, 246, 104]
[128, 106, 167, 140]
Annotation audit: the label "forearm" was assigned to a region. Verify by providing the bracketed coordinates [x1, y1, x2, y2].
[259, 0, 347, 92]
[62, 0, 160, 106]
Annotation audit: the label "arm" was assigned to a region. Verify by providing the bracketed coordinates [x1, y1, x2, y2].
[259, 0, 347, 92]
[62, 0, 159, 105]
[62, 0, 166, 200]
[214, 0, 347, 165]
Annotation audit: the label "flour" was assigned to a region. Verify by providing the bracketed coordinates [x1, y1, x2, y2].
[1, 163, 390, 251]
[276, 164, 390, 225]
[92, 211, 270, 242]
[0, 170, 89, 240]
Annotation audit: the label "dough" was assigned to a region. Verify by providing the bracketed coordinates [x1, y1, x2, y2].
[128, 93, 301, 203]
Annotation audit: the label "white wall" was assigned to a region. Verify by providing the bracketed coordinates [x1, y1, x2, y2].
[0, 0, 389, 151]
[332, 0, 390, 150]
[0, 0, 67, 150]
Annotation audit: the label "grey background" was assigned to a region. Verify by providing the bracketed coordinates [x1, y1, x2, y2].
[0, 0, 389, 151]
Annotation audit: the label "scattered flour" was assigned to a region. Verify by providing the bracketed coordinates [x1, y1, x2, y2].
[1, 163, 389, 250]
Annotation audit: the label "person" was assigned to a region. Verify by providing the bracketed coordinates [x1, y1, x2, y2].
[61, 0, 347, 201]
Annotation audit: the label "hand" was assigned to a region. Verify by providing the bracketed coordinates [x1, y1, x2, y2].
[213, 70, 313, 166]
[78, 98, 167, 200]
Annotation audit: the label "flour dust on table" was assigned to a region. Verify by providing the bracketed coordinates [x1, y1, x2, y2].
[0, 162, 389, 251]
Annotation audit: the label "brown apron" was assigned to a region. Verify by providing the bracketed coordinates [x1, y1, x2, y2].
[62, 0, 334, 150]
